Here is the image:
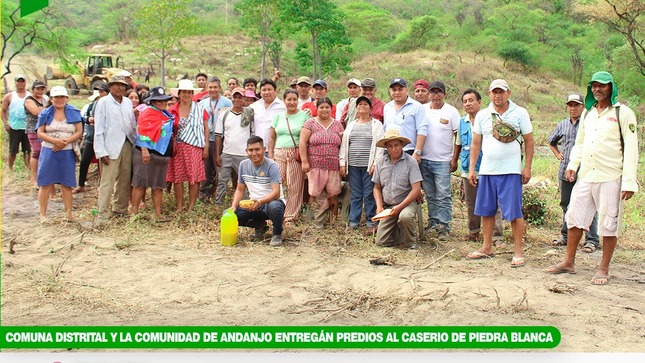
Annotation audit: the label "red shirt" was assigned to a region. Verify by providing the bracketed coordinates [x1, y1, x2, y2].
[301, 101, 337, 119]
[192, 90, 209, 102]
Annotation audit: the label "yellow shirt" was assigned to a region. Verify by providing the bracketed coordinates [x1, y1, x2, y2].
[567, 103, 639, 192]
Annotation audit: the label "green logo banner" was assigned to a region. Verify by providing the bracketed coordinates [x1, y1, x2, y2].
[20, 0, 49, 17]
[0, 326, 560, 349]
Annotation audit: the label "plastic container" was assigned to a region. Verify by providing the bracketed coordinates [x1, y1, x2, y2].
[220, 209, 238, 246]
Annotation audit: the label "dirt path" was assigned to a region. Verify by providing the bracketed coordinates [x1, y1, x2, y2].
[2, 176, 644, 352]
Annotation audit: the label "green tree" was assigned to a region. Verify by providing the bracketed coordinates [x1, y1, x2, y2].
[279, 0, 352, 79]
[101, 0, 140, 43]
[135, 0, 196, 87]
[338, 1, 395, 44]
[577, 0, 644, 76]
[1, 0, 82, 79]
[235, 0, 283, 80]
[391, 15, 441, 53]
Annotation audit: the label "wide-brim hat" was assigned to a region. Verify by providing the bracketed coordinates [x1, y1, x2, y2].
[145, 86, 173, 103]
[171, 79, 202, 93]
[108, 74, 128, 86]
[376, 129, 411, 148]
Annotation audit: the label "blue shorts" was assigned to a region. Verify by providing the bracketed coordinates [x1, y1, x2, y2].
[475, 174, 523, 221]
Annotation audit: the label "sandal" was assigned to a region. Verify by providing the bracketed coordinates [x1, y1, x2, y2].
[551, 236, 567, 246]
[582, 242, 597, 253]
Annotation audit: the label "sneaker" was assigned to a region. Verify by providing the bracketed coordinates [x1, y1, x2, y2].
[254, 221, 269, 240]
[270, 235, 283, 247]
[437, 226, 449, 241]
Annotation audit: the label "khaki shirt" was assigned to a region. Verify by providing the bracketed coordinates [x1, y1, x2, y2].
[567, 103, 639, 192]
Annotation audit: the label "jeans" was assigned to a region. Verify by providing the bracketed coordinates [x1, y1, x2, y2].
[348, 166, 377, 227]
[560, 179, 599, 245]
[235, 199, 285, 236]
[420, 159, 452, 230]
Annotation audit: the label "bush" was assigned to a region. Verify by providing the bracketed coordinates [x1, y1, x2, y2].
[522, 187, 549, 225]
[498, 42, 534, 68]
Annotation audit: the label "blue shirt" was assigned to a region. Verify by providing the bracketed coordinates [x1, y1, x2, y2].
[383, 97, 428, 152]
[199, 96, 232, 142]
[457, 115, 482, 176]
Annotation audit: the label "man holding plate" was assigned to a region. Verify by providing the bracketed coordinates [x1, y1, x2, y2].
[371, 129, 423, 248]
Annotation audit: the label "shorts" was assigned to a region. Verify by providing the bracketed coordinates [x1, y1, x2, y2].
[475, 174, 523, 221]
[9, 128, 30, 155]
[307, 169, 341, 197]
[565, 179, 623, 237]
[28, 133, 41, 159]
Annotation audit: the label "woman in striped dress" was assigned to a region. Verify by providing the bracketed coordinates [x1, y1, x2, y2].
[166, 80, 210, 211]
[268, 89, 309, 223]
[299, 97, 343, 228]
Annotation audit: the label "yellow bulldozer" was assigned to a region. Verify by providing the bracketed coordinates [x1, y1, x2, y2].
[45, 54, 124, 95]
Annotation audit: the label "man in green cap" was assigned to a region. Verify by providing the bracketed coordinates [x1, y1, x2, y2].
[545, 71, 639, 285]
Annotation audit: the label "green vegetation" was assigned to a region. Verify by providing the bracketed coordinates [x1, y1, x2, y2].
[6, 0, 643, 99]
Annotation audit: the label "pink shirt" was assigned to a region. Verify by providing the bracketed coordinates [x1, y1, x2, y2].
[303, 118, 343, 171]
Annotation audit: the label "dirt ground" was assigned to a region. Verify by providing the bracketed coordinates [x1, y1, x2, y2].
[1, 170, 644, 352]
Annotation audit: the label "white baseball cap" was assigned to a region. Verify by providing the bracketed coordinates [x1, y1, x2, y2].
[50, 86, 69, 97]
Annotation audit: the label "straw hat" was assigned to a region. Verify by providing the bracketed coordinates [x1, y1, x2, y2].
[375, 129, 411, 148]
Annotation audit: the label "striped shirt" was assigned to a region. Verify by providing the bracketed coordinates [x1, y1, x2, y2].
[238, 158, 284, 202]
[547, 117, 580, 181]
[348, 122, 372, 167]
[176, 102, 206, 148]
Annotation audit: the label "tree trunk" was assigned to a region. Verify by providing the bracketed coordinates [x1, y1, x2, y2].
[160, 48, 166, 87]
[311, 30, 319, 80]
[261, 39, 267, 80]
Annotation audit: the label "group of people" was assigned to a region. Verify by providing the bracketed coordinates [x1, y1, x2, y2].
[2, 69, 638, 284]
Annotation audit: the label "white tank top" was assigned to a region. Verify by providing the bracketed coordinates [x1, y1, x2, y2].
[8, 91, 31, 130]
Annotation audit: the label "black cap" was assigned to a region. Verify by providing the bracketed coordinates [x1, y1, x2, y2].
[94, 82, 110, 92]
[428, 80, 446, 92]
[355, 95, 372, 108]
[313, 79, 328, 89]
[32, 80, 46, 89]
[144, 86, 173, 103]
[389, 78, 407, 88]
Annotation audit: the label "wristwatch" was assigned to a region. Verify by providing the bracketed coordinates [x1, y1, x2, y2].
[414, 149, 422, 156]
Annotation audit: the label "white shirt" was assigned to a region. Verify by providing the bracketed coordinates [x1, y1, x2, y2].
[214, 111, 251, 156]
[251, 97, 286, 147]
[336, 98, 349, 121]
[421, 102, 460, 161]
[473, 100, 532, 175]
[93, 93, 136, 159]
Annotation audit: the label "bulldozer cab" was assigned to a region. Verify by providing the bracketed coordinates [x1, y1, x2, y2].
[86, 54, 115, 77]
